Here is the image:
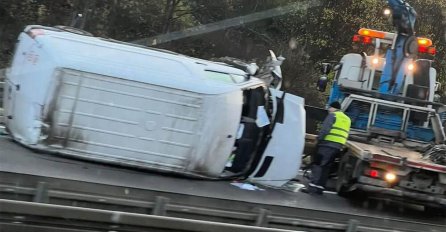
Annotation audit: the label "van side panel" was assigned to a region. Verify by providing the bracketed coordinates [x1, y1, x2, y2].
[5, 28, 253, 177]
[44, 69, 204, 172]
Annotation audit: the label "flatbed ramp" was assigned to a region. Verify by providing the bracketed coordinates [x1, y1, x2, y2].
[0, 136, 445, 231]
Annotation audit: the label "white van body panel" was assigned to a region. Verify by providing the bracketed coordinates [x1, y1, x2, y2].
[4, 25, 306, 181]
[4, 27, 252, 177]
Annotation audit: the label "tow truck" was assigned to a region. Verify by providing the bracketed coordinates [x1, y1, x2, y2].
[308, 0, 446, 211]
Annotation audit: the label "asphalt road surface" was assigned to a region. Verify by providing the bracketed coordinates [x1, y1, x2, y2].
[0, 136, 445, 229]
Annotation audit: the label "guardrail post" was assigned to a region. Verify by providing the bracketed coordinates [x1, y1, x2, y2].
[254, 208, 270, 227]
[33, 182, 49, 203]
[152, 196, 169, 216]
[0, 69, 5, 102]
[346, 219, 359, 232]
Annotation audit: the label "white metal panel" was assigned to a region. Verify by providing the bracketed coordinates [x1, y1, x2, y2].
[187, 91, 242, 176]
[338, 54, 362, 83]
[429, 67, 437, 102]
[249, 89, 306, 187]
[5, 26, 265, 177]
[25, 26, 254, 95]
[45, 69, 204, 171]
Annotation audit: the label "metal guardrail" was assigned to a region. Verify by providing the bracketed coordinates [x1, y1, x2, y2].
[0, 183, 352, 232]
[0, 172, 444, 232]
[0, 68, 5, 124]
[0, 199, 302, 232]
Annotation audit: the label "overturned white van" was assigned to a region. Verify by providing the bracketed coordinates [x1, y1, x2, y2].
[3, 25, 305, 187]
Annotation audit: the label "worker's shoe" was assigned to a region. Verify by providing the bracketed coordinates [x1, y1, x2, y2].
[300, 187, 323, 195]
[300, 183, 324, 195]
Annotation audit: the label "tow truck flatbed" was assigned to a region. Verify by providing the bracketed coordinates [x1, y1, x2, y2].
[306, 133, 446, 173]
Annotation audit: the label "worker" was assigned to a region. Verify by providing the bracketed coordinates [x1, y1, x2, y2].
[301, 101, 351, 195]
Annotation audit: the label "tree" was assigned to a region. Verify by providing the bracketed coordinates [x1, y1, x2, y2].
[1, 0, 446, 103]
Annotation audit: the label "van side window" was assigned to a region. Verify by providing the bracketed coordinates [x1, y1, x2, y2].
[205, 71, 247, 84]
[205, 71, 234, 83]
[231, 74, 247, 83]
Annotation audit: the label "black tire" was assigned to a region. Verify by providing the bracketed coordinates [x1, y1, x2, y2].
[335, 154, 360, 198]
[425, 206, 446, 216]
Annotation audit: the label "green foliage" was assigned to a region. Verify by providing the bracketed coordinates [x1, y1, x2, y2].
[1, 0, 446, 103]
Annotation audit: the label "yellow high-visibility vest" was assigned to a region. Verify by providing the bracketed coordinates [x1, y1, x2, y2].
[323, 111, 351, 145]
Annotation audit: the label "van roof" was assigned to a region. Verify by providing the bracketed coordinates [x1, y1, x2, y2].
[23, 25, 260, 94]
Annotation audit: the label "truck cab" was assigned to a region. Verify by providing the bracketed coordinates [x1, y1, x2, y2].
[325, 28, 445, 142]
[328, 28, 438, 103]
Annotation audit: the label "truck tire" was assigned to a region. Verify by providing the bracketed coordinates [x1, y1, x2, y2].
[335, 154, 359, 198]
[425, 206, 446, 216]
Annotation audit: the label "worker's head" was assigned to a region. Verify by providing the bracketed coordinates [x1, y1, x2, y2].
[328, 101, 341, 112]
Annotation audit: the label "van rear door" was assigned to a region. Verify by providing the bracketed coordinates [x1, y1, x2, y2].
[249, 89, 305, 187]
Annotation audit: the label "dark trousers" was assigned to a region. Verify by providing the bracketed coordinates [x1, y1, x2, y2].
[309, 145, 340, 192]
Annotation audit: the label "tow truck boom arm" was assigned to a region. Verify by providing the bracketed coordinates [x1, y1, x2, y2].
[387, 0, 417, 35]
[378, 0, 417, 94]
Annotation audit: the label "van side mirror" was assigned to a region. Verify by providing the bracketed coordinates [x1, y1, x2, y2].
[317, 63, 332, 92]
[317, 76, 328, 92]
[333, 63, 342, 71]
[320, 63, 332, 75]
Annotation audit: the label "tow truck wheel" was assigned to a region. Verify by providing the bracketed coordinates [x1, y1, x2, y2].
[425, 206, 446, 216]
[335, 154, 356, 198]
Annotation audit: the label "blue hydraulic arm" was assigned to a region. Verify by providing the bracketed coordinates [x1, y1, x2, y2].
[388, 0, 417, 34]
[379, 0, 417, 95]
